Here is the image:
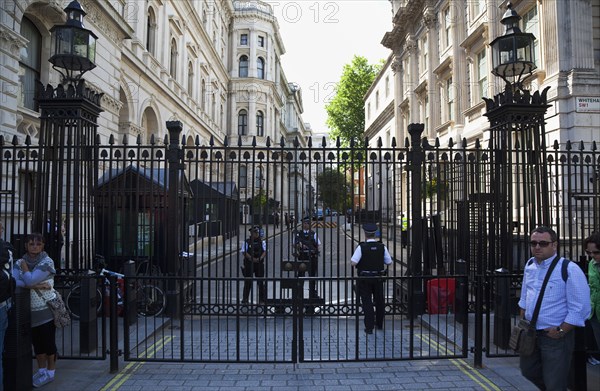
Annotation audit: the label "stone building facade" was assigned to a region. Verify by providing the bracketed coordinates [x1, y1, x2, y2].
[0, 0, 312, 213]
[377, 0, 599, 146]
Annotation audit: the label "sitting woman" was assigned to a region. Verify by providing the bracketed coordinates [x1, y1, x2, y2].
[12, 233, 57, 388]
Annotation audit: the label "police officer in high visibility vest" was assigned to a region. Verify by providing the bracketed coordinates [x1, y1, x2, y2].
[400, 214, 408, 248]
[351, 223, 392, 334]
[241, 226, 266, 304]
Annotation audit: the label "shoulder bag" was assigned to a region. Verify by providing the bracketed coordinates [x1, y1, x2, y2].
[35, 288, 71, 328]
[509, 254, 560, 356]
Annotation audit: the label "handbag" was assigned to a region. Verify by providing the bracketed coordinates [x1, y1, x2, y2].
[509, 254, 560, 355]
[35, 288, 71, 328]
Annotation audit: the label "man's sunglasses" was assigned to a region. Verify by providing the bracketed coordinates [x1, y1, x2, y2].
[586, 250, 600, 256]
[529, 240, 555, 248]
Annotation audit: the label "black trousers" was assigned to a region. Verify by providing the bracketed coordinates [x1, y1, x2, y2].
[357, 276, 385, 331]
[297, 254, 319, 297]
[242, 260, 265, 302]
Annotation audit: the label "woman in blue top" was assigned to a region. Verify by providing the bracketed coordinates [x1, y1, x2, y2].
[12, 233, 57, 388]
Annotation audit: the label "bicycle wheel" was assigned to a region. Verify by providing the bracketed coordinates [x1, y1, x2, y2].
[66, 285, 103, 319]
[137, 285, 165, 316]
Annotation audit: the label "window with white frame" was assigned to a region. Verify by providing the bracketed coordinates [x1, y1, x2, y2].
[443, 7, 452, 48]
[19, 16, 41, 111]
[187, 62, 194, 96]
[477, 50, 488, 101]
[257, 57, 265, 79]
[238, 109, 248, 135]
[446, 77, 454, 122]
[421, 36, 428, 72]
[473, 0, 486, 19]
[522, 6, 539, 65]
[240, 33, 248, 45]
[239, 55, 248, 77]
[146, 8, 157, 56]
[170, 38, 178, 79]
[256, 111, 264, 136]
[385, 76, 390, 97]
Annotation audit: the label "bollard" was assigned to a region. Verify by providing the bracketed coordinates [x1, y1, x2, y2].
[123, 260, 137, 325]
[4, 287, 32, 391]
[80, 270, 98, 353]
[493, 268, 512, 349]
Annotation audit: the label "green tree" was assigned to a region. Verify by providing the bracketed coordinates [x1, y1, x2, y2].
[316, 168, 351, 211]
[325, 55, 382, 149]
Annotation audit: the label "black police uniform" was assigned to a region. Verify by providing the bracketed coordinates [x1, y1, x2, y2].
[355, 241, 386, 333]
[241, 236, 266, 303]
[294, 229, 319, 298]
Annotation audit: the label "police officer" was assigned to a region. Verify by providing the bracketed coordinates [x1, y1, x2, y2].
[240, 226, 266, 304]
[351, 223, 392, 334]
[293, 217, 321, 299]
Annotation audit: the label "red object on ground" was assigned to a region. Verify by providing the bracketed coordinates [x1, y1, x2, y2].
[427, 278, 456, 314]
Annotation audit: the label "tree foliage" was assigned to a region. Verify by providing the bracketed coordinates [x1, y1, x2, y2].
[325, 55, 382, 149]
[316, 168, 351, 211]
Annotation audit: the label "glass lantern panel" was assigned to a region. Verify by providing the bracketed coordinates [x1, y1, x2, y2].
[73, 30, 88, 57]
[56, 28, 73, 55]
[88, 36, 96, 63]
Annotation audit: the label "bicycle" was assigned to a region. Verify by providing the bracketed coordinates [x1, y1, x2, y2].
[66, 267, 166, 319]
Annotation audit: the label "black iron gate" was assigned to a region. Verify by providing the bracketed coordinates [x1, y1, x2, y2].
[1, 123, 598, 366]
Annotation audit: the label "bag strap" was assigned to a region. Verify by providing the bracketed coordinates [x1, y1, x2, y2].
[530, 254, 561, 327]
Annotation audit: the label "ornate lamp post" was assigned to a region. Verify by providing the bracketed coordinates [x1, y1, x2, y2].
[34, 0, 103, 268]
[482, 1, 550, 360]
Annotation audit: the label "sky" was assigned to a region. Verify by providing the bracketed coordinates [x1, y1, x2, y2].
[265, 0, 394, 133]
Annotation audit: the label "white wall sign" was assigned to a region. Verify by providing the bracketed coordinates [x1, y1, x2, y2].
[576, 97, 600, 112]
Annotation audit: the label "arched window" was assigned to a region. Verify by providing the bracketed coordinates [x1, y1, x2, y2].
[187, 62, 194, 96]
[239, 165, 247, 188]
[170, 38, 178, 79]
[239, 55, 248, 77]
[19, 17, 42, 111]
[238, 109, 248, 135]
[256, 111, 264, 136]
[257, 57, 265, 79]
[146, 8, 157, 55]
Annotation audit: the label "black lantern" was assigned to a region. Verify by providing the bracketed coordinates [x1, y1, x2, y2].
[489, 2, 536, 85]
[49, 0, 97, 81]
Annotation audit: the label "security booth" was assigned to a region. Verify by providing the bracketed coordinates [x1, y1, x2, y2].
[189, 180, 239, 239]
[95, 164, 192, 273]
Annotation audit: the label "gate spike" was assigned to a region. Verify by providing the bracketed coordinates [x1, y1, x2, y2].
[266, 136, 271, 147]
[223, 135, 229, 147]
[181, 134, 186, 145]
[252, 136, 257, 147]
[0, 135, 4, 146]
[136, 134, 142, 145]
[122, 134, 128, 145]
[475, 139, 481, 149]
[109, 134, 115, 144]
[307, 136, 312, 148]
[391, 137, 397, 148]
[280, 136, 285, 147]
[462, 138, 467, 148]
[293, 137, 299, 148]
[336, 137, 341, 148]
[377, 137, 382, 148]
[238, 136, 242, 147]
[321, 136, 326, 148]
[434, 137, 440, 148]
[448, 137, 454, 148]
[14, 135, 21, 146]
[566, 140, 572, 150]
[194, 135, 200, 146]
[95, 133, 101, 145]
[163, 134, 169, 145]
[148, 134, 155, 145]
[210, 135, 215, 146]
[579, 140, 585, 151]
[592, 141, 597, 151]
[404, 137, 409, 148]
[350, 138, 355, 148]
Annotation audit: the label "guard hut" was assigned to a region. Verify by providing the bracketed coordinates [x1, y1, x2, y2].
[189, 180, 239, 239]
[95, 164, 191, 273]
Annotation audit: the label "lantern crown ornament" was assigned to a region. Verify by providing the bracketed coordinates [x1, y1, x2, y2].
[48, 0, 98, 82]
[489, 2, 536, 88]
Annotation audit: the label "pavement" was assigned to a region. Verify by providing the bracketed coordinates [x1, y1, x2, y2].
[23, 221, 600, 390]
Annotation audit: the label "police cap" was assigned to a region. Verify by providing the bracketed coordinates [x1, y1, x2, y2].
[362, 223, 378, 234]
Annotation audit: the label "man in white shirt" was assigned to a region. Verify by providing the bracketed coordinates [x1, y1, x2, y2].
[518, 226, 591, 390]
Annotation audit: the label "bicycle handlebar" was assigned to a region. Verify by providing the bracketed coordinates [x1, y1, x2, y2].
[100, 268, 124, 278]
